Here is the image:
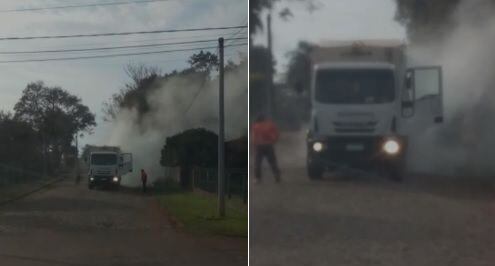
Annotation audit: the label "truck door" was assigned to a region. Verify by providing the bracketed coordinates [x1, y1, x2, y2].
[119, 153, 133, 174]
[402, 66, 443, 125]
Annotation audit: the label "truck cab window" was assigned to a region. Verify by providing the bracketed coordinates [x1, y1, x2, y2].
[315, 69, 395, 104]
[91, 154, 117, 165]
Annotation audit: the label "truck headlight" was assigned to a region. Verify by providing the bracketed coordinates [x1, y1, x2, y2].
[112, 176, 119, 182]
[313, 142, 324, 152]
[383, 139, 400, 155]
[90, 177, 94, 181]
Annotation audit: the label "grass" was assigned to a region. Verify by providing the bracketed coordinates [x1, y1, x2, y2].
[155, 180, 247, 238]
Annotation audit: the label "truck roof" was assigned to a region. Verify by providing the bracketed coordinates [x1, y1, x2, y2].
[310, 40, 406, 67]
[314, 62, 395, 71]
[317, 39, 405, 48]
[90, 151, 118, 155]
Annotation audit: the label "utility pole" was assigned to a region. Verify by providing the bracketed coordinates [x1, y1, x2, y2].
[267, 13, 274, 118]
[75, 132, 80, 179]
[218, 37, 226, 218]
[42, 131, 47, 178]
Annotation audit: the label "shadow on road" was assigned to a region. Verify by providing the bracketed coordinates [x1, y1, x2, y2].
[0, 254, 91, 266]
[305, 170, 495, 202]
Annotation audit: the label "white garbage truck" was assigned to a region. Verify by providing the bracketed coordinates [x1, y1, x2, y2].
[305, 40, 443, 181]
[88, 149, 133, 189]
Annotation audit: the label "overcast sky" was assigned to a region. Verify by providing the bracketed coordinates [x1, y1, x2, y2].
[252, 0, 406, 76]
[0, 0, 247, 147]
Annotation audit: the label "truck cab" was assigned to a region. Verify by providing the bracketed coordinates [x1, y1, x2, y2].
[88, 151, 133, 189]
[306, 41, 443, 181]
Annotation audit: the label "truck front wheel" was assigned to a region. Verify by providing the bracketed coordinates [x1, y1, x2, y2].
[387, 161, 405, 182]
[307, 162, 324, 180]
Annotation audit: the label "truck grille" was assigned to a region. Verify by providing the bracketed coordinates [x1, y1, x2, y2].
[333, 121, 377, 133]
[95, 170, 112, 175]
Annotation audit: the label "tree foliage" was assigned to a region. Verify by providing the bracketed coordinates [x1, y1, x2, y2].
[13, 81, 96, 171]
[0, 112, 43, 172]
[103, 50, 221, 122]
[249, 45, 274, 117]
[286, 41, 314, 93]
[188, 51, 219, 73]
[250, 0, 276, 35]
[160, 128, 247, 188]
[394, 0, 461, 41]
[14, 81, 96, 135]
[250, 0, 321, 36]
[161, 128, 218, 168]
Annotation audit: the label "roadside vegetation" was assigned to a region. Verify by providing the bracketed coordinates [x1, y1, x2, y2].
[154, 179, 247, 238]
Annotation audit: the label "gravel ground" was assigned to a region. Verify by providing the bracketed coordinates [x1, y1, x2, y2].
[250, 132, 495, 266]
[0, 180, 247, 266]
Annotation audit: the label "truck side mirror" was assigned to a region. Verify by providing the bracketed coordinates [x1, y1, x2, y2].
[401, 100, 415, 118]
[405, 75, 412, 89]
[402, 70, 416, 118]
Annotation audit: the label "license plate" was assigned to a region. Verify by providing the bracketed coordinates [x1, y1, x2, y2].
[346, 143, 364, 151]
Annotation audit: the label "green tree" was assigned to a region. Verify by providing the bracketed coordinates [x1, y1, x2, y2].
[286, 41, 314, 93]
[250, 0, 275, 35]
[188, 50, 219, 74]
[14, 81, 96, 171]
[160, 128, 218, 189]
[0, 111, 43, 172]
[249, 45, 273, 118]
[103, 52, 214, 122]
[250, 0, 321, 36]
[395, 0, 461, 41]
[160, 128, 248, 189]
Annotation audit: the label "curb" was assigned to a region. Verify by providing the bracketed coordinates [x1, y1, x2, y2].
[0, 177, 66, 207]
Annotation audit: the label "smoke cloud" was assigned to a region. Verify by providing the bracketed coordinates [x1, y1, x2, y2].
[105, 63, 247, 187]
[405, 0, 495, 177]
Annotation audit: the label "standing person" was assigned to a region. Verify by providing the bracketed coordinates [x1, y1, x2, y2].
[251, 114, 281, 183]
[140, 169, 148, 193]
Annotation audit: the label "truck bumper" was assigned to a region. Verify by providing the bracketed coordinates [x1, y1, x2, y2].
[89, 176, 121, 186]
[307, 136, 407, 170]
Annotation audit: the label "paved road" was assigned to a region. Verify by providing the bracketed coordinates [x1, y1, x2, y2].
[0, 180, 247, 266]
[250, 132, 495, 266]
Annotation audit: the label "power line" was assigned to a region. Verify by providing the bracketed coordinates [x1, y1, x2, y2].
[226, 17, 248, 46]
[0, 43, 248, 63]
[18, 30, 244, 51]
[0, 37, 247, 54]
[0, 25, 248, 41]
[0, 0, 171, 13]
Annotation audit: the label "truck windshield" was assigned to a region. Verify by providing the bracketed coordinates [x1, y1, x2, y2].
[315, 69, 395, 104]
[91, 154, 117, 165]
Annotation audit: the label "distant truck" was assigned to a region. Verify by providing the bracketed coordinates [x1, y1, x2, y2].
[305, 40, 444, 181]
[88, 149, 133, 189]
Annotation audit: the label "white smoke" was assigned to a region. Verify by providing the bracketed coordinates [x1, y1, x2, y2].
[105, 63, 248, 187]
[405, 0, 495, 177]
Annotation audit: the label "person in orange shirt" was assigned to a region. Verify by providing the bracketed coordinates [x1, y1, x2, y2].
[140, 169, 148, 193]
[251, 114, 281, 183]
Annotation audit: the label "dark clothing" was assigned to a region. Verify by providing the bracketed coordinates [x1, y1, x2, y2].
[254, 144, 280, 181]
[142, 180, 147, 193]
[141, 170, 148, 193]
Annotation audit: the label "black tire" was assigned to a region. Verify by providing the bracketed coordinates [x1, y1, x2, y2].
[88, 182, 95, 189]
[388, 161, 405, 182]
[308, 162, 324, 180]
